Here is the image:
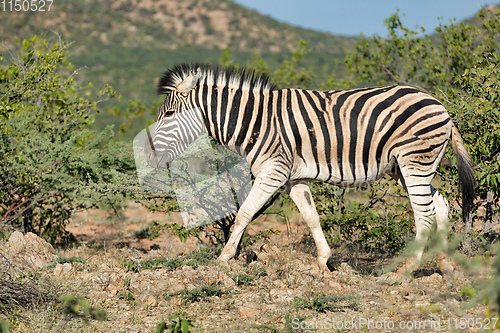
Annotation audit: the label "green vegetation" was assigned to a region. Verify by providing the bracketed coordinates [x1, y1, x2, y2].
[291, 294, 359, 312]
[346, 8, 500, 253]
[164, 285, 225, 304]
[0, 35, 123, 242]
[0, 35, 176, 243]
[232, 268, 267, 286]
[157, 312, 194, 333]
[56, 256, 86, 265]
[56, 295, 107, 324]
[121, 247, 214, 272]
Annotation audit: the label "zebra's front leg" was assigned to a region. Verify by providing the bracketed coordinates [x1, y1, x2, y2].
[217, 175, 286, 264]
[288, 182, 331, 271]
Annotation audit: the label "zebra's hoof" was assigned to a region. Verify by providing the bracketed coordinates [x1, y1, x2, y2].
[216, 256, 230, 269]
[435, 255, 454, 277]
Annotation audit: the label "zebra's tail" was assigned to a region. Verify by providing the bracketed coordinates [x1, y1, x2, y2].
[450, 122, 475, 223]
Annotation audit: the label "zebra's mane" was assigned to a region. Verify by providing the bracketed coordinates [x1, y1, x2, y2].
[157, 63, 277, 95]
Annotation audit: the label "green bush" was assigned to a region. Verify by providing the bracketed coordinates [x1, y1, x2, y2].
[121, 247, 215, 272]
[315, 182, 414, 256]
[345, 7, 500, 316]
[0, 34, 174, 243]
[345, 7, 500, 252]
[164, 285, 225, 304]
[291, 294, 359, 313]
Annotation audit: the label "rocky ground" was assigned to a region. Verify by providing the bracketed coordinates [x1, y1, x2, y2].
[0, 204, 497, 332]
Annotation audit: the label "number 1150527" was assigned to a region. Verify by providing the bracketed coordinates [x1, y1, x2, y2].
[2, 0, 53, 11]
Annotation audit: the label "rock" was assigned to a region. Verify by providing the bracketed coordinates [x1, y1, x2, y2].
[6, 231, 57, 270]
[129, 270, 163, 302]
[415, 300, 430, 307]
[272, 279, 287, 289]
[23, 232, 54, 256]
[98, 272, 111, 284]
[128, 270, 189, 303]
[256, 244, 281, 264]
[297, 264, 314, 274]
[182, 265, 194, 271]
[106, 272, 126, 295]
[417, 273, 443, 284]
[377, 272, 409, 286]
[328, 280, 342, 290]
[54, 263, 74, 277]
[7, 231, 25, 252]
[256, 251, 269, 263]
[166, 276, 186, 294]
[269, 289, 303, 303]
[338, 263, 356, 275]
[194, 266, 236, 288]
[238, 302, 261, 318]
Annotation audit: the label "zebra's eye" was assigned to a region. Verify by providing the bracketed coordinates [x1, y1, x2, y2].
[164, 110, 175, 117]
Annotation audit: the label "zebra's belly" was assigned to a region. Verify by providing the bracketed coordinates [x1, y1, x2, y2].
[291, 158, 396, 188]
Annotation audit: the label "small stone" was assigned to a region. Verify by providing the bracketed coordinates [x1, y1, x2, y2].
[7, 232, 57, 269]
[99, 272, 110, 284]
[270, 245, 280, 254]
[256, 251, 269, 263]
[415, 300, 430, 307]
[269, 289, 303, 302]
[146, 295, 158, 307]
[328, 281, 342, 290]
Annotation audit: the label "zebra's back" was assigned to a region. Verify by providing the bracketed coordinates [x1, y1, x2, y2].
[278, 86, 451, 186]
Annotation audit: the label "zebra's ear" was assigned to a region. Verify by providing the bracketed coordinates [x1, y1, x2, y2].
[175, 68, 201, 94]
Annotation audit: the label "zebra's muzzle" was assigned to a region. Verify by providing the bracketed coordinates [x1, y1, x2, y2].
[144, 150, 171, 168]
[144, 130, 171, 168]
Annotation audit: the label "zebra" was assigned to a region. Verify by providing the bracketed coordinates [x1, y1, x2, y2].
[144, 63, 475, 273]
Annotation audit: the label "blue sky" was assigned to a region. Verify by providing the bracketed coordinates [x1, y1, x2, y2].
[233, 0, 500, 36]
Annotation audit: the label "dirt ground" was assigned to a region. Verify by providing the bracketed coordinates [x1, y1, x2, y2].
[1, 202, 498, 332]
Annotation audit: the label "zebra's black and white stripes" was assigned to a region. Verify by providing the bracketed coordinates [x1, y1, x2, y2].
[145, 63, 474, 272]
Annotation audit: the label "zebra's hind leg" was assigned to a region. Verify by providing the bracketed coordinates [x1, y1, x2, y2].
[391, 164, 453, 276]
[431, 185, 454, 276]
[390, 168, 436, 274]
[288, 182, 332, 272]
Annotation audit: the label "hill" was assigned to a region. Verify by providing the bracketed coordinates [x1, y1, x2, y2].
[1, 0, 357, 106]
[1, 0, 356, 54]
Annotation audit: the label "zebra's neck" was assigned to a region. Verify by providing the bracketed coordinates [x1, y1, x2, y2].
[195, 85, 272, 159]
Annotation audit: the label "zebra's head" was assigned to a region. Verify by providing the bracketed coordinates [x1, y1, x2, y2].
[145, 66, 205, 168]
